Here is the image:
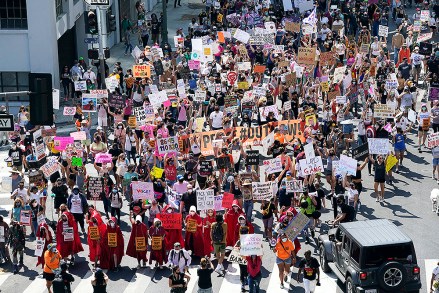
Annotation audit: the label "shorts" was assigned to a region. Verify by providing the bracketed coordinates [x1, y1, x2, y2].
[433, 158, 439, 166]
[324, 170, 332, 177]
[97, 117, 108, 127]
[303, 278, 317, 293]
[43, 272, 55, 281]
[13, 165, 23, 172]
[81, 139, 91, 146]
[276, 256, 291, 265]
[262, 217, 274, 229]
[213, 243, 226, 254]
[394, 148, 405, 154]
[374, 178, 385, 183]
[419, 126, 428, 132]
[197, 288, 213, 293]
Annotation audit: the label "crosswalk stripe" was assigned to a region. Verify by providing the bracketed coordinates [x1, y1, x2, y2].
[22, 275, 48, 293]
[315, 270, 338, 292]
[425, 259, 438, 292]
[218, 262, 242, 292]
[267, 263, 289, 292]
[0, 194, 12, 199]
[123, 266, 156, 293]
[72, 270, 97, 293]
[185, 266, 199, 293]
[0, 273, 12, 288]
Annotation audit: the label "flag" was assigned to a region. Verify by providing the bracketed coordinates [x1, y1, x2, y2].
[303, 8, 317, 27]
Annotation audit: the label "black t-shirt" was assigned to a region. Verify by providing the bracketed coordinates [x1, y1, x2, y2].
[31, 204, 44, 220]
[374, 162, 386, 180]
[261, 202, 276, 219]
[298, 257, 320, 280]
[278, 188, 293, 208]
[8, 148, 24, 166]
[339, 203, 355, 222]
[52, 272, 74, 293]
[169, 272, 186, 286]
[197, 268, 213, 289]
[181, 191, 197, 213]
[109, 148, 123, 160]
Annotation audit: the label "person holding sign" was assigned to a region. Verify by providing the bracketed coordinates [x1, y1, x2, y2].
[36, 222, 53, 269]
[162, 205, 185, 251]
[184, 206, 205, 257]
[234, 215, 255, 246]
[126, 215, 148, 268]
[202, 209, 216, 256]
[368, 154, 387, 202]
[56, 212, 84, 266]
[87, 214, 107, 268]
[224, 200, 244, 246]
[148, 218, 166, 269]
[417, 104, 431, 153]
[100, 217, 124, 271]
[273, 232, 296, 289]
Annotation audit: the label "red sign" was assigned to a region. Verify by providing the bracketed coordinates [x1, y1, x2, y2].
[156, 213, 182, 229]
[222, 192, 234, 209]
[227, 71, 238, 85]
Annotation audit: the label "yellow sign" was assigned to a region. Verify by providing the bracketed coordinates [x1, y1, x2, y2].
[422, 118, 430, 131]
[385, 155, 399, 172]
[150, 166, 164, 179]
[186, 219, 197, 233]
[320, 81, 329, 92]
[89, 226, 99, 240]
[237, 81, 249, 90]
[135, 237, 146, 251]
[133, 65, 151, 78]
[108, 232, 117, 247]
[151, 236, 162, 250]
[128, 116, 137, 128]
[217, 13, 223, 22]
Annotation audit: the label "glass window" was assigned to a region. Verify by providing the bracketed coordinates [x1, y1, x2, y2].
[343, 236, 351, 253]
[0, 72, 30, 102]
[55, 0, 63, 18]
[364, 244, 414, 268]
[0, 0, 27, 29]
[350, 242, 360, 264]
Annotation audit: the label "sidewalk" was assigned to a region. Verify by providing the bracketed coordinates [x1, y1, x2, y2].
[52, 0, 205, 135]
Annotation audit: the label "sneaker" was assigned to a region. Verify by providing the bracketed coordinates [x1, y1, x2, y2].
[280, 283, 284, 289]
[376, 197, 379, 202]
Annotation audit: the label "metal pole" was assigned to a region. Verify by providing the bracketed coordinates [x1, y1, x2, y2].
[96, 6, 107, 89]
[161, 0, 168, 45]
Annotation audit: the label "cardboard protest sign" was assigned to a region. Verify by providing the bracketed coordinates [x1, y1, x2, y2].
[246, 150, 259, 165]
[157, 136, 179, 155]
[89, 226, 99, 240]
[374, 104, 395, 119]
[228, 249, 248, 265]
[378, 25, 388, 37]
[385, 154, 398, 172]
[151, 236, 163, 250]
[74, 81, 87, 91]
[263, 157, 283, 174]
[135, 237, 147, 251]
[156, 213, 182, 229]
[70, 131, 86, 141]
[297, 47, 316, 65]
[63, 227, 74, 241]
[368, 138, 389, 155]
[252, 182, 273, 200]
[108, 94, 125, 109]
[320, 52, 336, 66]
[63, 107, 76, 116]
[286, 179, 303, 193]
[240, 234, 263, 256]
[108, 232, 117, 247]
[29, 171, 43, 184]
[427, 133, 439, 148]
[186, 219, 197, 233]
[299, 156, 324, 176]
[87, 176, 103, 200]
[150, 166, 164, 179]
[54, 136, 74, 151]
[95, 153, 112, 164]
[20, 210, 31, 226]
[132, 181, 154, 201]
[196, 189, 215, 211]
[40, 157, 60, 178]
[216, 156, 231, 169]
[133, 65, 151, 78]
[285, 21, 300, 32]
[284, 212, 310, 241]
[35, 238, 45, 257]
[339, 154, 357, 176]
[222, 192, 234, 209]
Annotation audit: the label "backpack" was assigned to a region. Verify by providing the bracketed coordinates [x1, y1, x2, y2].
[170, 249, 188, 264]
[212, 222, 224, 243]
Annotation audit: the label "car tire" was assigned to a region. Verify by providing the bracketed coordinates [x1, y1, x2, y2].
[377, 261, 407, 291]
[319, 245, 331, 273]
[346, 276, 356, 293]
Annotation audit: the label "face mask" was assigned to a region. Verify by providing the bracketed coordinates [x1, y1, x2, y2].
[282, 238, 287, 242]
[110, 223, 115, 228]
[93, 219, 97, 224]
[167, 209, 173, 213]
[240, 220, 246, 225]
[187, 189, 193, 193]
[113, 189, 118, 193]
[32, 203, 37, 207]
[73, 190, 79, 195]
[233, 206, 239, 211]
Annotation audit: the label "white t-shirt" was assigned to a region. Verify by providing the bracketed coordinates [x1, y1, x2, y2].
[410, 53, 424, 65]
[70, 195, 83, 214]
[29, 191, 41, 203]
[14, 188, 28, 203]
[209, 111, 224, 129]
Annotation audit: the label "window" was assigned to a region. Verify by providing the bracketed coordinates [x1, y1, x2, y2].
[0, 72, 29, 102]
[55, 0, 63, 18]
[350, 242, 360, 264]
[0, 0, 27, 29]
[364, 244, 414, 268]
[342, 236, 351, 253]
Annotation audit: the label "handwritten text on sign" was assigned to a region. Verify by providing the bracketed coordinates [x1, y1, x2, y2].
[132, 181, 154, 201]
[300, 156, 324, 175]
[133, 65, 151, 78]
[240, 234, 263, 256]
[339, 154, 357, 176]
[228, 249, 248, 265]
[156, 213, 182, 229]
[252, 182, 273, 200]
[286, 179, 303, 193]
[297, 47, 316, 65]
[196, 189, 215, 211]
[368, 138, 389, 155]
[427, 133, 439, 148]
[157, 136, 179, 155]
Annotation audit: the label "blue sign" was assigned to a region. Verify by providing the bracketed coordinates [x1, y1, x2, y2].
[84, 38, 99, 44]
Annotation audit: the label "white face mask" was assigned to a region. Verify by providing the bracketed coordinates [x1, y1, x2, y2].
[187, 189, 193, 193]
[110, 223, 115, 228]
[190, 211, 196, 215]
[239, 220, 246, 225]
[167, 209, 173, 213]
[282, 238, 287, 242]
[233, 206, 239, 211]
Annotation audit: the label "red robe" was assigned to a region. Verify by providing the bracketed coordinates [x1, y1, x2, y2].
[162, 205, 184, 251]
[224, 207, 244, 246]
[36, 222, 52, 268]
[202, 212, 216, 256]
[148, 225, 166, 265]
[100, 217, 124, 270]
[56, 211, 83, 257]
[233, 221, 255, 245]
[126, 221, 148, 262]
[87, 213, 107, 262]
[184, 213, 204, 257]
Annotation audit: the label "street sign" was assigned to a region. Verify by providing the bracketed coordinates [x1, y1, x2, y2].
[84, 37, 99, 44]
[0, 114, 14, 131]
[84, 0, 109, 5]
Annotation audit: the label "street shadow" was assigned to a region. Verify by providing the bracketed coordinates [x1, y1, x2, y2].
[381, 202, 420, 219]
[358, 205, 378, 220]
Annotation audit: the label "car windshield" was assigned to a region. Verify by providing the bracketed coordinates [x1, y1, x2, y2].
[364, 244, 414, 267]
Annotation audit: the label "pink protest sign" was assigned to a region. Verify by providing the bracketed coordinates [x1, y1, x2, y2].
[54, 137, 74, 151]
[95, 153, 113, 163]
[188, 60, 200, 70]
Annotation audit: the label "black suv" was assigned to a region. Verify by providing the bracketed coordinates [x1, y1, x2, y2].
[318, 219, 422, 293]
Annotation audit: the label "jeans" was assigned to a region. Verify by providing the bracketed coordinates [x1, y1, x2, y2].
[102, 195, 111, 215]
[372, 21, 380, 37]
[12, 248, 23, 265]
[111, 207, 121, 224]
[197, 288, 213, 293]
[32, 220, 38, 236]
[243, 200, 254, 222]
[124, 42, 133, 54]
[248, 273, 261, 293]
[393, 47, 400, 64]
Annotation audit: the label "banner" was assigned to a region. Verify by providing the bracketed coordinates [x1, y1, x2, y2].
[240, 234, 263, 256]
[95, 153, 112, 163]
[252, 182, 273, 200]
[20, 210, 31, 226]
[135, 236, 147, 251]
[196, 190, 215, 211]
[34, 237, 45, 257]
[339, 154, 357, 176]
[87, 177, 103, 200]
[221, 192, 234, 209]
[299, 156, 324, 176]
[156, 213, 182, 229]
[284, 212, 310, 241]
[89, 226, 99, 240]
[352, 143, 369, 160]
[286, 179, 303, 193]
[157, 136, 179, 155]
[133, 65, 151, 78]
[151, 236, 163, 250]
[228, 249, 248, 265]
[132, 181, 154, 201]
[368, 138, 389, 155]
[54, 136, 74, 151]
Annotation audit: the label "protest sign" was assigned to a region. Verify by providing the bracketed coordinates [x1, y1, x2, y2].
[90, 89, 108, 101]
[228, 249, 248, 265]
[284, 212, 310, 241]
[186, 219, 197, 233]
[81, 94, 97, 112]
[368, 138, 389, 155]
[216, 156, 231, 169]
[89, 226, 99, 240]
[385, 79, 398, 90]
[151, 236, 163, 250]
[420, 10, 430, 21]
[320, 52, 336, 66]
[133, 65, 151, 78]
[378, 25, 388, 37]
[63, 107, 76, 116]
[336, 96, 346, 104]
[294, 0, 314, 12]
[135, 237, 147, 251]
[54, 136, 74, 151]
[108, 233, 117, 247]
[214, 195, 224, 212]
[427, 133, 439, 148]
[29, 171, 43, 185]
[240, 234, 263, 256]
[360, 43, 370, 54]
[87, 176, 103, 200]
[263, 157, 283, 174]
[197, 189, 215, 211]
[233, 28, 250, 43]
[74, 81, 87, 91]
[299, 156, 324, 176]
[246, 150, 259, 165]
[156, 213, 182, 229]
[40, 157, 60, 178]
[339, 155, 357, 176]
[417, 32, 433, 42]
[252, 182, 273, 200]
[408, 109, 417, 123]
[63, 227, 74, 241]
[222, 192, 234, 209]
[132, 106, 146, 125]
[35, 238, 45, 257]
[374, 104, 395, 119]
[132, 181, 154, 201]
[33, 129, 46, 161]
[95, 153, 112, 164]
[320, 82, 329, 92]
[286, 179, 303, 193]
[108, 94, 125, 109]
[297, 47, 316, 65]
[386, 154, 399, 172]
[71, 157, 83, 167]
[150, 166, 164, 179]
[199, 160, 213, 176]
[0, 226, 4, 242]
[304, 143, 315, 159]
[20, 210, 31, 226]
[285, 21, 300, 32]
[413, 20, 421, 32]
[105, 76, 119, 92]
[332, 66, 346, 84]
[70, 131, 86, 141]
[157, 136, 179, 155]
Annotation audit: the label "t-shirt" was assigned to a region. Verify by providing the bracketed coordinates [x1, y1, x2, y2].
[8, 148, 24, 166]
[275, 239, 295, 260]
[261, 202, 276, 219]
[52, 272, 74, 293]
[298, 257, 320, 280]
[209, 111, 224, 129]
[197, 268, 213, 289]
[339, 203, 355, 222]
